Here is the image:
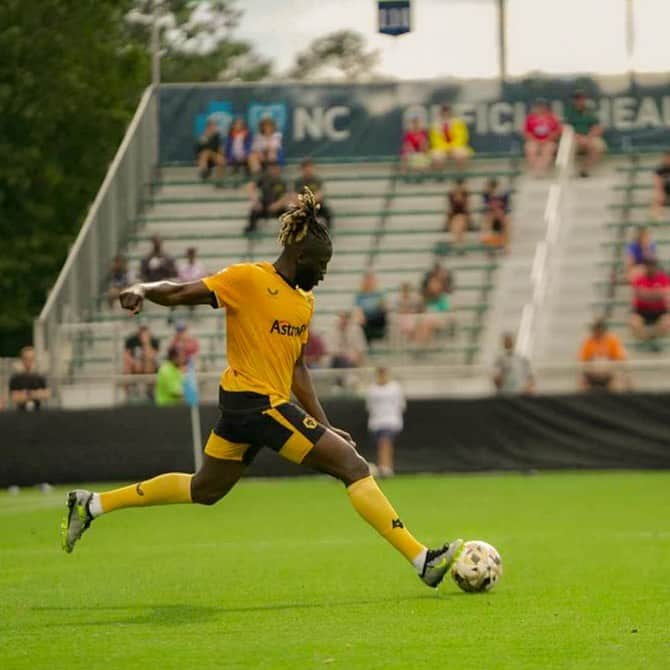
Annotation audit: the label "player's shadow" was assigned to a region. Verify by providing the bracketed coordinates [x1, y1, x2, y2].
[33, 594, 444, 628]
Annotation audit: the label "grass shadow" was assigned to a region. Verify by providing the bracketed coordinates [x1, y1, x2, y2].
[31, 594, 438, 628]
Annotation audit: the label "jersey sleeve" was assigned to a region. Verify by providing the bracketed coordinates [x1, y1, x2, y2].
[202, 264, 253, 311]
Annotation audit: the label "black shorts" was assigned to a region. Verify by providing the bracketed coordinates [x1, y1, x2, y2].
[204, 390, 326, 465]
[635, 308, 667, 326]
[371, 428, 400, 443]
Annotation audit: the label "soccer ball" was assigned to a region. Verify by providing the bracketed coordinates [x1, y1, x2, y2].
[451, 540, 503, 593]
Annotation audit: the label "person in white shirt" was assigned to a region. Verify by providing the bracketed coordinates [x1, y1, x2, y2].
[366, 367, 405, 478]
[250, 118, 283, 172]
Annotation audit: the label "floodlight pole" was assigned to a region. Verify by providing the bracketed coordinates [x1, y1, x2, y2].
[497, 0, 507, 81]
[151, 0, 161, 86]
[625, 0, 634, 76]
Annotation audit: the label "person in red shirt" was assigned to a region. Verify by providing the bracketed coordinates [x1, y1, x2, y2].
[630, 259, 670, 348]
[400, 117, 430, 172]
[524, 99, 562, 177]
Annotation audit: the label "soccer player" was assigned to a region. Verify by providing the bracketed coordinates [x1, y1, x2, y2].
[61, 188, 463, 588]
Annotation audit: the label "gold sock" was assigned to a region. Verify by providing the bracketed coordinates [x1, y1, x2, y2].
[347, 475, 425, 564]
[99, 473, 192, 514]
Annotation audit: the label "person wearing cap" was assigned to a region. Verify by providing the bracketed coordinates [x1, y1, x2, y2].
[123, 321, 160, 376]
[169, 321, 200, 365]
[429, 104, 473, 169]
[523, 99, 562, 177]
[630, 258, 670, 349]
[579, 319, 628, 391]
[564, 90, 606, 177]
[154, 346, 185, 407]
[195, 117, 225, 181]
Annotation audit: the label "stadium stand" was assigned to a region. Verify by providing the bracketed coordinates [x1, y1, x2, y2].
[594, 149, 670, 358]
[58, 154, 521, 401]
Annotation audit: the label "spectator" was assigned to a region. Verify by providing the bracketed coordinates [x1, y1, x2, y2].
[579, 319, 628, 392]
[169, 321, 200, 365]
[651, 150, 670, 221]
[195, 118, 224, 181]
[107, 254, 130, 308]
[124, 321, 160, 376]
[294, 159, 333, 229]
[328, 311, 367, 368]
[8, 346, 50, 411]
[245, 162, 290, 235]
[177, 247, 207, 283]
[224, 117, 253, 175]
[446, 178, 471, 250]
[304, 331, 327, 369]
[355, 271, 388, 343]
[394, 282, 421, 340]
[492, 333, 534, 394]
[366, 367, 405, 478]
[524, 99, 561, 177]
[625, 227, 657, 283]
[154, 346, 185, 407]
[250, 117, 283, 172]
[429, 104, 473, 169]
[481, 178, 511, 252]
[400, 117, 430, 172]
[630, 258, 670, 349]
[421, 262, 454, 297]
[140, 235, 176, 283]
[565, 89, 606, 178]
[414, 274, 451, 345]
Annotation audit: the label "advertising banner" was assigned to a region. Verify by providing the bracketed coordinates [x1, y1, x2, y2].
[160, 76, 670, 164]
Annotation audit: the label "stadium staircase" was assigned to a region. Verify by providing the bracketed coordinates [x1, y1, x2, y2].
[64, 156, 521, 401]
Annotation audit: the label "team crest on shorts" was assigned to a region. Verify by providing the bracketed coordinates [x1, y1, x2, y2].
[303, 416, 318, 430]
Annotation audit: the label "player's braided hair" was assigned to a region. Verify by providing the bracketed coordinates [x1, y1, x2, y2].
[278, 186, 330, 247]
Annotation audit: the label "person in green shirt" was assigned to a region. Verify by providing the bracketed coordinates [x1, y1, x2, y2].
[154, 346, 184, 406]
[565, 89, 606, 178]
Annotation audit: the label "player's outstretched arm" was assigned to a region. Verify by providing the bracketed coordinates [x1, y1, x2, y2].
[120, 280, 213, 314]
[292, 349, 355, 446]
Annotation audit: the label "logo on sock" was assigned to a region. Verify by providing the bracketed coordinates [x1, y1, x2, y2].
[136, 483, 145, 496]
[392, 518, 404, 529]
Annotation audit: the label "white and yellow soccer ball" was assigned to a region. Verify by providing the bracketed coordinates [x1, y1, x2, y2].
[451, 540, 503, 593]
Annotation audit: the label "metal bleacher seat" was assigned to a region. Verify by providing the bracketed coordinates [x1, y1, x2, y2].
[69, 155, 520, 376]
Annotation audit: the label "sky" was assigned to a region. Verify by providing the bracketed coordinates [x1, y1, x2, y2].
[235, 0, 670, 79]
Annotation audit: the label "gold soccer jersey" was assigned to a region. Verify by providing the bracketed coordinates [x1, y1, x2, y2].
[202, 262, 314, 406]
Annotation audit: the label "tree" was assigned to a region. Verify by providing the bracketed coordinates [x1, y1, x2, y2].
[288, 30, 380, 81]
[0, 0, 148, 355]
[126, 0, 272, 82]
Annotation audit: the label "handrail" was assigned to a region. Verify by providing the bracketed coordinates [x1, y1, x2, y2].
[34, 86, 158, 376]
[516, 126, 574, 360]
[37, 87, 155, 326]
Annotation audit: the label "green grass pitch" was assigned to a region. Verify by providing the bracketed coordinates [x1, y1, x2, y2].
[1, 471, 669, 669]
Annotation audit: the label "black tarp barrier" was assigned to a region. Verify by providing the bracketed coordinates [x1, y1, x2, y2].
[2, 393, 669, 486]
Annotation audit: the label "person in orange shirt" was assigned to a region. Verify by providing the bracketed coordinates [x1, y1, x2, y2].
[578, 319, 629, 392]
[61, 188, 463, 590]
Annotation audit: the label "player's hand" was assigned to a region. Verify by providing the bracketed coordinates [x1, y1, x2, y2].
[332, 427, 356, 447]
[120, 284, 145, 314]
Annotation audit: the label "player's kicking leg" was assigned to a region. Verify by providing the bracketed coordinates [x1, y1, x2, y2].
[301, 431, 463, 588]
[61, 455, 244, 553]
